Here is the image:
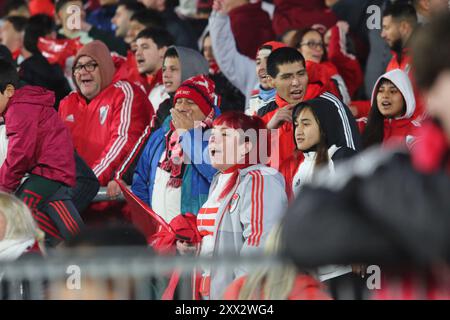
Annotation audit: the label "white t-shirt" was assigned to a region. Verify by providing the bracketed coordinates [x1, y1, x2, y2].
[151, 151, 182, 224]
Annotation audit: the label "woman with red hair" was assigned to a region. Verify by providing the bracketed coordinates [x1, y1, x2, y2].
[177, 111, 288, 300]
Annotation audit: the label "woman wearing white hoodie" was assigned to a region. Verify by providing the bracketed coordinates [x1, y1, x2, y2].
[359, 69, 421, 149]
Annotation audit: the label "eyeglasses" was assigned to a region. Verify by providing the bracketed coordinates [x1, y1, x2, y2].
[73, 62, 99, 74]
[299, 41, 324, 49]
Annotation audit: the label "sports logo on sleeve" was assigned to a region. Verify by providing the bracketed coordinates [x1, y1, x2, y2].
[99, 105, 110, 125]
[229, 193, 240, 213]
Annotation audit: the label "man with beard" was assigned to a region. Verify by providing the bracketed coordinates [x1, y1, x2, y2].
[381, 2, 424, 120]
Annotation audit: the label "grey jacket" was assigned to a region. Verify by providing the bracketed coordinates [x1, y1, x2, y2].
[208, 11, 259, 110]
[203, 164, 288, 299]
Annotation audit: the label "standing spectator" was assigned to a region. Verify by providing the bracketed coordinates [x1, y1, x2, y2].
[381, 2, 424, 120]
[208, 0, 281, 112]
[135, 28, 174, 113]
[293, 27, 351, 105]
[200, 32, 245, 113]
[218, 0, 275, 59]
[360, 69, 420, 149]
[58, 40, 154, 193]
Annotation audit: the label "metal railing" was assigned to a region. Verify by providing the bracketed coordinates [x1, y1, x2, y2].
[0, 248, 288, 300]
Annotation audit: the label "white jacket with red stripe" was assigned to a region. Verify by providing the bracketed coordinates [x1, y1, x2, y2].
[206, 164, 288, 299]
[59, 80, 154, 186]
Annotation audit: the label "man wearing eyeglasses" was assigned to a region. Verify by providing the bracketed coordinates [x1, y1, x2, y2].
[58, 40, 154, 201]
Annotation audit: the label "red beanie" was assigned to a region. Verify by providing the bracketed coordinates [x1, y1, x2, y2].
[174, 75, 216, 116]
[257, 41, 287, 57]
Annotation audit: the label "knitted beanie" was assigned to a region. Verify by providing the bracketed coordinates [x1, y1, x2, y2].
[174, 75, 216, 116]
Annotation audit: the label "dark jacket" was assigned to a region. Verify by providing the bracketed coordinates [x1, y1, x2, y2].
[18, 54, 72, 109]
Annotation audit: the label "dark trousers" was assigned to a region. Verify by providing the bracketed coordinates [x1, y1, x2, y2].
[16, 174, 84, 247]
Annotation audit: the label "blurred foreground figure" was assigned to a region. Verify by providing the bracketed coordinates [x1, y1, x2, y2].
[281, 12, 450, 300]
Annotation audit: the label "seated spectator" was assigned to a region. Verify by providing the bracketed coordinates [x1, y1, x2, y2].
[87, 0, 118, 33]
[0, 192, 45, 262]
[200, 32, 246, 113]
[154, 45, 209, 128]
[132, 75, 219, 224]
[224, 225, 331, 300]
[58, 40, 153, 194]
[19, 14, 72, 109]
[0, 59, 83, 246]
[360, 69, 420, 149]
[176, 111, 287, 300]
[135, 28, 174, 112]
[0, 16, 27, 62]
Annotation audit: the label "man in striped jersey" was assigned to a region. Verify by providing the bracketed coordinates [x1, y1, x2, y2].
[59, 40, 154, 199]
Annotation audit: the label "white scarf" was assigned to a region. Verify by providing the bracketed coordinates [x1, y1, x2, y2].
[0, 238, 36, 262]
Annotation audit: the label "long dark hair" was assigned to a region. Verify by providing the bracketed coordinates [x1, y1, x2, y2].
[362, 78, 406, 149]
[293, 104, 329, 167]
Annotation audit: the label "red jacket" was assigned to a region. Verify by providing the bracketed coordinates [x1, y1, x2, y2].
[328, 24, 363, 98]
[0, 86, 76, 192]
[112, 51, 150, 94]
[59, 81, 153, 186]
[229, 3, 275, 59]
[386, 49, 426, 121]
[272, 0, 337, 36]
[223, 274, 332, 300]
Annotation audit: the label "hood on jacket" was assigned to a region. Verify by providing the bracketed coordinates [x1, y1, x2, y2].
[293, 94, 361, 151]
[72, 40, 115, 95]
[371, 69, 416, 120]
[169, 46, 209, 83]
[7, 85, 55, 111]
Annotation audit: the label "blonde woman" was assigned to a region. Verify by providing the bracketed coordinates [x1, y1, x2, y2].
[0, 192, 45, 261]
[223, 224, 331, 300]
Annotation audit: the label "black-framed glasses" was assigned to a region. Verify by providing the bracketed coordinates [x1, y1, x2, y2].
[300, 41, 324, 49]
[73, 62, 99, 74]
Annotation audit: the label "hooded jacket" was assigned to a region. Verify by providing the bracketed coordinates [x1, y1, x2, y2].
[153, 46, 210, 129]
[59, 41, 154, 186]
[291, 95, 361, 196]
[358, 69, 421, 147]
[0, 86, 76, 192]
